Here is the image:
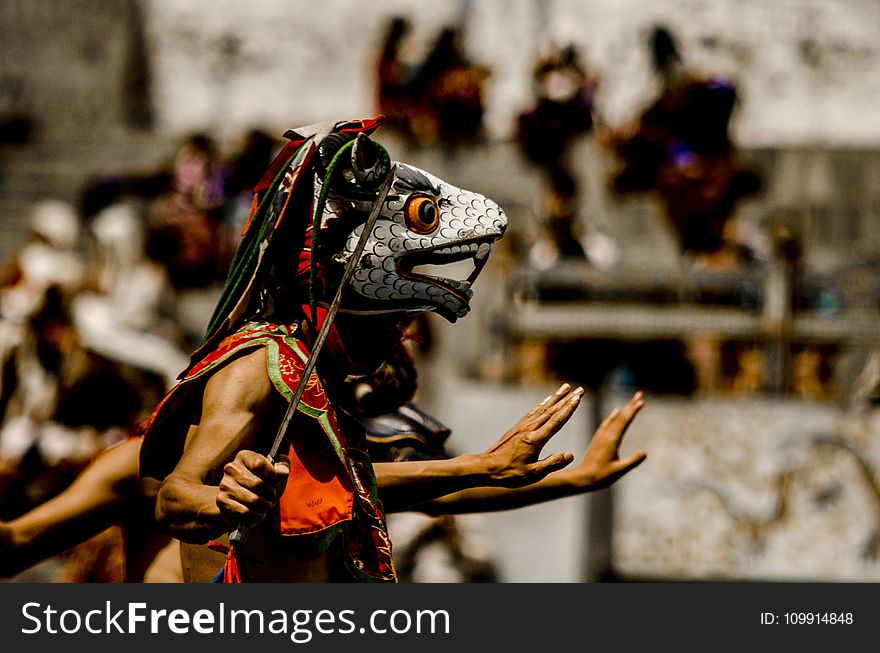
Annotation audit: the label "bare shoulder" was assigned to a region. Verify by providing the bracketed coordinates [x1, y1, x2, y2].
[172, 346, 285, 479]
[201, 347, 276, 416]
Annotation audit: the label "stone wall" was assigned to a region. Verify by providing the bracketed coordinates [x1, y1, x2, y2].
[0, 0, 152, 137]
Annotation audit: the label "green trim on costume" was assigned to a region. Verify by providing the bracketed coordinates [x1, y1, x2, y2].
[308, 139, 356, 321]
[265, 339, 290, 397]
[260, 328, 348, 470]
[202, 143, 307, 344]
[316, 412, 348, 470]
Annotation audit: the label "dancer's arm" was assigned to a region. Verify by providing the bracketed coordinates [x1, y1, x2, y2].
[154, 348, 290, 544]
[155, 347, 583, 540]
[0, 438, 146, 577]
[374, 383, 585, 512]
[410, 393, 647, 515]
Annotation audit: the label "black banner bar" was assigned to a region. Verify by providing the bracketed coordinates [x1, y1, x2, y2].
[0, 583, 873, 651]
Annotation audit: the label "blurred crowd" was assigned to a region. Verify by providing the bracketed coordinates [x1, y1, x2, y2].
[0, 128, 280, 580]
[374, 18, 826, 402]
[373, 16, 878, 585]
[375, 20, 759, 268]
[376, 18, 489, 147]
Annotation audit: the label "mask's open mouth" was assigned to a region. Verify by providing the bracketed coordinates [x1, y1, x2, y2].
[397, 238, 495, 303]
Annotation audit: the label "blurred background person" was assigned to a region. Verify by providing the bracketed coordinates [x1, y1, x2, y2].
[516, 41, 597, 182]
[73, 203, 189, 389]
[606, 24, 761, 269]
[79, 133, 235, 348]
[223, 128, 279, 237]
[375, 16, 419, 138]
[143, 133, 231, 295]
[388, 24, 490, 148]
[0, 201, 84, 324]
[0, 436, 182, 583]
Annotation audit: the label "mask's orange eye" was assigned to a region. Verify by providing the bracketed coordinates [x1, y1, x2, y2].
[404, 194, 440, 234]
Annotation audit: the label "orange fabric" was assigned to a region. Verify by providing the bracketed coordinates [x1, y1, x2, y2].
[277, 423, 353, 535]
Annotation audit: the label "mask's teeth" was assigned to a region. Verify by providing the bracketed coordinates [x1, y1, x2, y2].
[443, 278, 471, 291]
[438, 278, 474, 301]
[467, 243, 493, 283]
[474, 242, 491, 264]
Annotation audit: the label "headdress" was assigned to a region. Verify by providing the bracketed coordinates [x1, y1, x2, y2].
[187, 116, 386, 375]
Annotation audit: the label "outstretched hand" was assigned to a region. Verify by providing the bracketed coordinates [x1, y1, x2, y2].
[481, 383, 583, 488]
[216, 450, 290, 527]
[565, 391, 648, 490]
[403, 387, 648, 517]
